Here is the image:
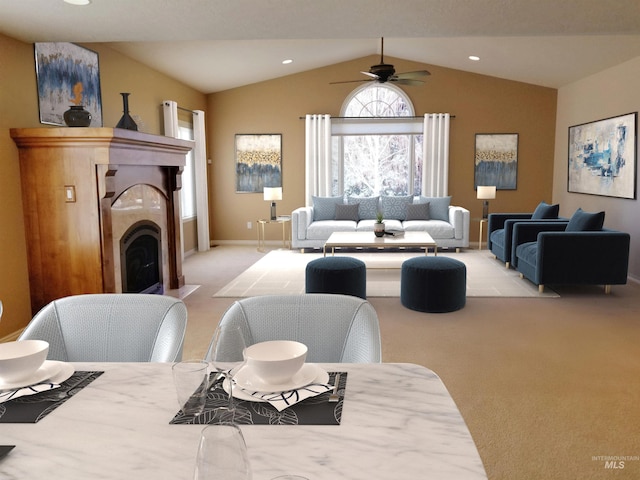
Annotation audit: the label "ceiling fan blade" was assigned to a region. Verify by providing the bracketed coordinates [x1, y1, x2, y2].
[361, 71, 380, 79]
[329, 79, 375, 85]
[390, 78, 425, 86]
[395, 70, 431, 80]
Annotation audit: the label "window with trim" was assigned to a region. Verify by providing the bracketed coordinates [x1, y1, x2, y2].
[331, 83, 423, 197]
[177, 116, 196, 220]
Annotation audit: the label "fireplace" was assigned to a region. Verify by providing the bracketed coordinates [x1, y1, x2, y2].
[11, 127, 193, 314]
[120, 220, 163, 294]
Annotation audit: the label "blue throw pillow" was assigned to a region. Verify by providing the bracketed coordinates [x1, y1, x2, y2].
[405, 202, 430, 221]
[566, 208, 605, 231]
[381, 195, 413, 220]
[417, 196, 451, 221]
[312, 196, 344, 221]
[348, 196, 379, 220]
[334, 203, 359, 221]
[531, 201, 560, 219]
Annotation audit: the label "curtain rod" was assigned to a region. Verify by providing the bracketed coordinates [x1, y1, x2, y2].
[162, 102, 199, 114]
[298, 115, 455, 120]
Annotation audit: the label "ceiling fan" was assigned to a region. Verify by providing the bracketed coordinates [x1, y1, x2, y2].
[331, 37, 430, 86]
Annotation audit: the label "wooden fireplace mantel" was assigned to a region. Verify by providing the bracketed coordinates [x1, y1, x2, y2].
[11, 127, 193, 314]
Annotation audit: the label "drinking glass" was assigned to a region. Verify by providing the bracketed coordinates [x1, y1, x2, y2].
[194, 424, 252, 480]
[172, 360, 209, 417]
[208, 324, 247, 419]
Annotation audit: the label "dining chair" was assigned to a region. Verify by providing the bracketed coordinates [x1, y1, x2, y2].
[18, 293, 188, 362]
[205, 293, 382, 363]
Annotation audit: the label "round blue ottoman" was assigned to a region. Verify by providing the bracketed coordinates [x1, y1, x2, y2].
[305, 256, 366, 299]
[401, 257, 466, 313]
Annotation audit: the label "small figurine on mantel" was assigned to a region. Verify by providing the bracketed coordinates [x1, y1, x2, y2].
[115, 92, 138, 131]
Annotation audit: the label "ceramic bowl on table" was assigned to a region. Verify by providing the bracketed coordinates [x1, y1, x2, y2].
[0, 340, 49, 383]
[243, 340, 307, 385]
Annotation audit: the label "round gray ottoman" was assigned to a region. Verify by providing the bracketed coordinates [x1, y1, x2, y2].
[305, 256, 366, 299]
[401, 257, 466, 312]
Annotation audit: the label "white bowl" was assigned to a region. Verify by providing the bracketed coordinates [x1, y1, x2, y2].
[0, 340, 49, 383]
[243, 340, 307, 385]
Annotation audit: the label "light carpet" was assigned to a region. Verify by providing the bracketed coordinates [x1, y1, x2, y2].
[213, 249, 559, 298]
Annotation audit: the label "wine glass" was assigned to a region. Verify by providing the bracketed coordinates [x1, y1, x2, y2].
[208, 324, 247, 420]
[194, 424, 252, 480]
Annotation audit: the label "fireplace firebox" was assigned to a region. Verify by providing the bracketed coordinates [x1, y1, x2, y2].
[121, 221, 163, 294]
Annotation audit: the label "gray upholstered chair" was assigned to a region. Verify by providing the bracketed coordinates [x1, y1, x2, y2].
[205, 294, 382, 363]
[18, 293, 187, 362]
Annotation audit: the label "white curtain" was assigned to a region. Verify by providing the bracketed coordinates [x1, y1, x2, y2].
[163, 100, 210, 253]
[422, 113, 450, 197]
[192, 110, 210, 252]
[305, 114, 332, 206]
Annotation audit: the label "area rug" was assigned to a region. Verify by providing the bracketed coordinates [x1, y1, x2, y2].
[213, 249, 559, 298]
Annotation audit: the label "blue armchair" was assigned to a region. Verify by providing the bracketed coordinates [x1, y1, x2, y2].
[512, 221, 630, 294]
[487, 202, 562, 268]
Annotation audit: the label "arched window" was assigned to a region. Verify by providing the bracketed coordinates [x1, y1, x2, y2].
[331, 84, 423, 196]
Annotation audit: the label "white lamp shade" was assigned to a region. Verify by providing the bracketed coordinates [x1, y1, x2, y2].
[263, 187, 282, 201]
[476, 186, 496, 200]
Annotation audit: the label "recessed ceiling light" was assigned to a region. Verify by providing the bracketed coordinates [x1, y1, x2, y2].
[469, 55, 480, 61]
[64, 0, 91, 5]
[282, 59, 293, 65]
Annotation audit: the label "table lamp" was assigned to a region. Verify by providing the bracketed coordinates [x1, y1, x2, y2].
[263, 187, 282, 220]
[476, 186, 496, 219]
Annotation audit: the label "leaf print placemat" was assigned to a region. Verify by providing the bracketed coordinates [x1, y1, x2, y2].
[170, 372, 346, 426]
[0, 371, 103, 423]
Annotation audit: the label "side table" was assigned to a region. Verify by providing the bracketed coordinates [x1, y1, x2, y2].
[257, 216, 291, 252]
[478, 218, 488, 250]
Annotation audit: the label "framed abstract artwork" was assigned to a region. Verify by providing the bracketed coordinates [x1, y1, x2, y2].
[34, 42, 103, 127]
[474, 133, 518, 190]
[235, 134, 282, 193]
[568, 112, 637, 199]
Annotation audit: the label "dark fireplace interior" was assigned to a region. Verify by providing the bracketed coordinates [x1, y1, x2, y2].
[120, 220, 164, 295]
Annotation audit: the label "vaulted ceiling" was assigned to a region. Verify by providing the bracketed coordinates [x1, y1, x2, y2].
[1, 0, 640, 93]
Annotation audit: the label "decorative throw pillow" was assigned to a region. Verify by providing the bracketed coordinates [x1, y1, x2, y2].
[348, 196, 379, 220]
[417, 196, 451, 221]
[405, 202, 430, 221]
[381, 195, 413, 221]
[566, 208, 605, 231]
[312, 196, 344, 221]
[531, 201, 560, 219]
[334, 203, 359, 221]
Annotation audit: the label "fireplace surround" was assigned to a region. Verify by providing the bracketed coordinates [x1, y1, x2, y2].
[11, 127, 193, 314]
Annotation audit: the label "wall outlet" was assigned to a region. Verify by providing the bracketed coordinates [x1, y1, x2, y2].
[247, 221, 252, 229]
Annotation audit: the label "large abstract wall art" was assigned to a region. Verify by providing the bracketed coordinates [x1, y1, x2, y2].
[568, 112, 637, 199]
[474, 133, 518, 190]
[35, 42, 103, 127]
[235, 134, 282, 193]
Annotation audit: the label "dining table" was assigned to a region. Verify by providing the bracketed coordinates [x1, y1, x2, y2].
[0, 362, 487, 479]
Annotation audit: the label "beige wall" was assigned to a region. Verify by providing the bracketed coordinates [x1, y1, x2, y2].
[0, 34, 207, 337]
[554, 56, 640, 280]
[207, 55, 558, 244]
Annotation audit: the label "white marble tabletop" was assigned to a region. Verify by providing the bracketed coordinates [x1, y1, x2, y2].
[0, 362, 487, 480]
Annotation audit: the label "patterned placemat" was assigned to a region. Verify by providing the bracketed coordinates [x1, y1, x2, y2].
[0, 371, 104, 423]
[171, 371, 346, 426]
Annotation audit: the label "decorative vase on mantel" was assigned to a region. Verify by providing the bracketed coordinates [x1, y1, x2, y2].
[115, 92, 138, 131]
[63, 105, 92, 127]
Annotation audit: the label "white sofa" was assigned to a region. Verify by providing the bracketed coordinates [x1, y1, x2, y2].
[291, 195, 470, 251]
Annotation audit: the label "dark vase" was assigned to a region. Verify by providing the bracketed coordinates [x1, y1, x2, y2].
[63, 105, 92, 127]
[115, 92, 138, 131]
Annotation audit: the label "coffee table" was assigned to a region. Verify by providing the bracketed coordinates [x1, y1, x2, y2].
[323, 231, 437, 256]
